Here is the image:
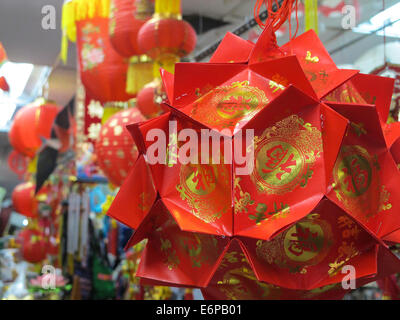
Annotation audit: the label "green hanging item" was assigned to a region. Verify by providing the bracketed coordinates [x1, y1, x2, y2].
[92, 255, 115, 300]
[305, 0, 319, 35]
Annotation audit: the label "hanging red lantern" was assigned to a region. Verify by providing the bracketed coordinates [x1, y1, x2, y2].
[62, 0, 134, 104]
[76, 17, 134, 103]
[109, 0, 153, 58]
[18, 229, 47, 263]
[95, 107, 145, 186]
[12, 182, 38, 218]
[8, 99, 60, 158]
[11, 182, 49, 218]
[109, 0, 154, 95]
[137, 0, 196, 74]
[136, 79, 165, 118]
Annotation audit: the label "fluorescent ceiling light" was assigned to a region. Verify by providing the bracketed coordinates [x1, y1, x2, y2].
[353, 2, 400, 38]
[0, 98, 16, 129]
[0, 61, 34, 130]
[0, 61, 33, 99]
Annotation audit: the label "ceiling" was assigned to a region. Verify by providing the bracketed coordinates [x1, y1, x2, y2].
[0, 0, 399, 197]
[1, 0, 398, 67]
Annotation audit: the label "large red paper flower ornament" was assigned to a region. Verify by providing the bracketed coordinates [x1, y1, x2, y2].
[108, 26, 400, 299]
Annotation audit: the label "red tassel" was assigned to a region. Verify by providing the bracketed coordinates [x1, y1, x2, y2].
[254, 0, 299, 39]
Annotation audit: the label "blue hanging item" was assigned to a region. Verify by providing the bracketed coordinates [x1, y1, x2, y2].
[103, 215, 110, 237]
[89, 186, 107, 213]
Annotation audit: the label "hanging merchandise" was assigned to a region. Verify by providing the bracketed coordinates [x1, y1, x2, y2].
[136, 79, 165, 118]
[135, 0, 196, 119]
[108, 0, 400, 300]
[95, 107, 145, 186]
[17, 228, 47, 264]
[137, 0, 196, 74]
[62, 0, 133, 104]
[12, 182, 44, 218]
[109, 0, 153, 57]
[90, 186, 107, 214]
[304, 0, 318, 35]
[109, 0, 154, 95]
[8, 149, 28, 180]
[8, 98, 61, 158]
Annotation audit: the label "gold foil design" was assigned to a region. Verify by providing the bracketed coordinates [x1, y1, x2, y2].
[332, 145, 390, 220]
[269, 73, 288, 93]
[350, 122, 367, 137]
[255, 214, 333, 274]
[234, 177, 254, 214]
[305, 51, 319, 63]
[216, 251, 281, 300]
[328, 215, 361, 277]
[251, 115, 323, 195]
[138, 192, 152, 213]
[191, 81, 269, 129]
[178, 234, 219, 268]
[160, 238, 180, 270]
[176, 162, 230, 223]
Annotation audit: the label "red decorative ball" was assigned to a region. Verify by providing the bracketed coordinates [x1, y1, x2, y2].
[95, 108, 145, 186]
[138, 17, 197, 60]
[12, 182, 49, 218]
[18, 229, 47, 263]
[12, 182, 38, 218]
[137, 80, 165, 118]
[109, 0, 153, 57]
[8, 100, 60, 158]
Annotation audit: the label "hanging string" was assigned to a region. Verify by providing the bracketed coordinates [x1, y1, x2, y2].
[382, 0, 388, 70]
[254, 0, 299, 39]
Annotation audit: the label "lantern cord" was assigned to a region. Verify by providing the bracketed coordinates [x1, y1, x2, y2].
[254, 0, 299, 39]
[382, 0, 387, 70]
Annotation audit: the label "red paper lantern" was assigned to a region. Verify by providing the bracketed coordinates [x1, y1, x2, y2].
[109, 0, 153, 58]
[136, 79, 164, 118]
[109, 24, 400, 299]
[8, 99, 60, 158]
[76, 17, 134, 104]
[12, 182, 38, 218]
[138, 17, 196, 63]
[109, 0, 154, 95]
[95, 107, 145, 186]
[18, 229, 47, 263]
